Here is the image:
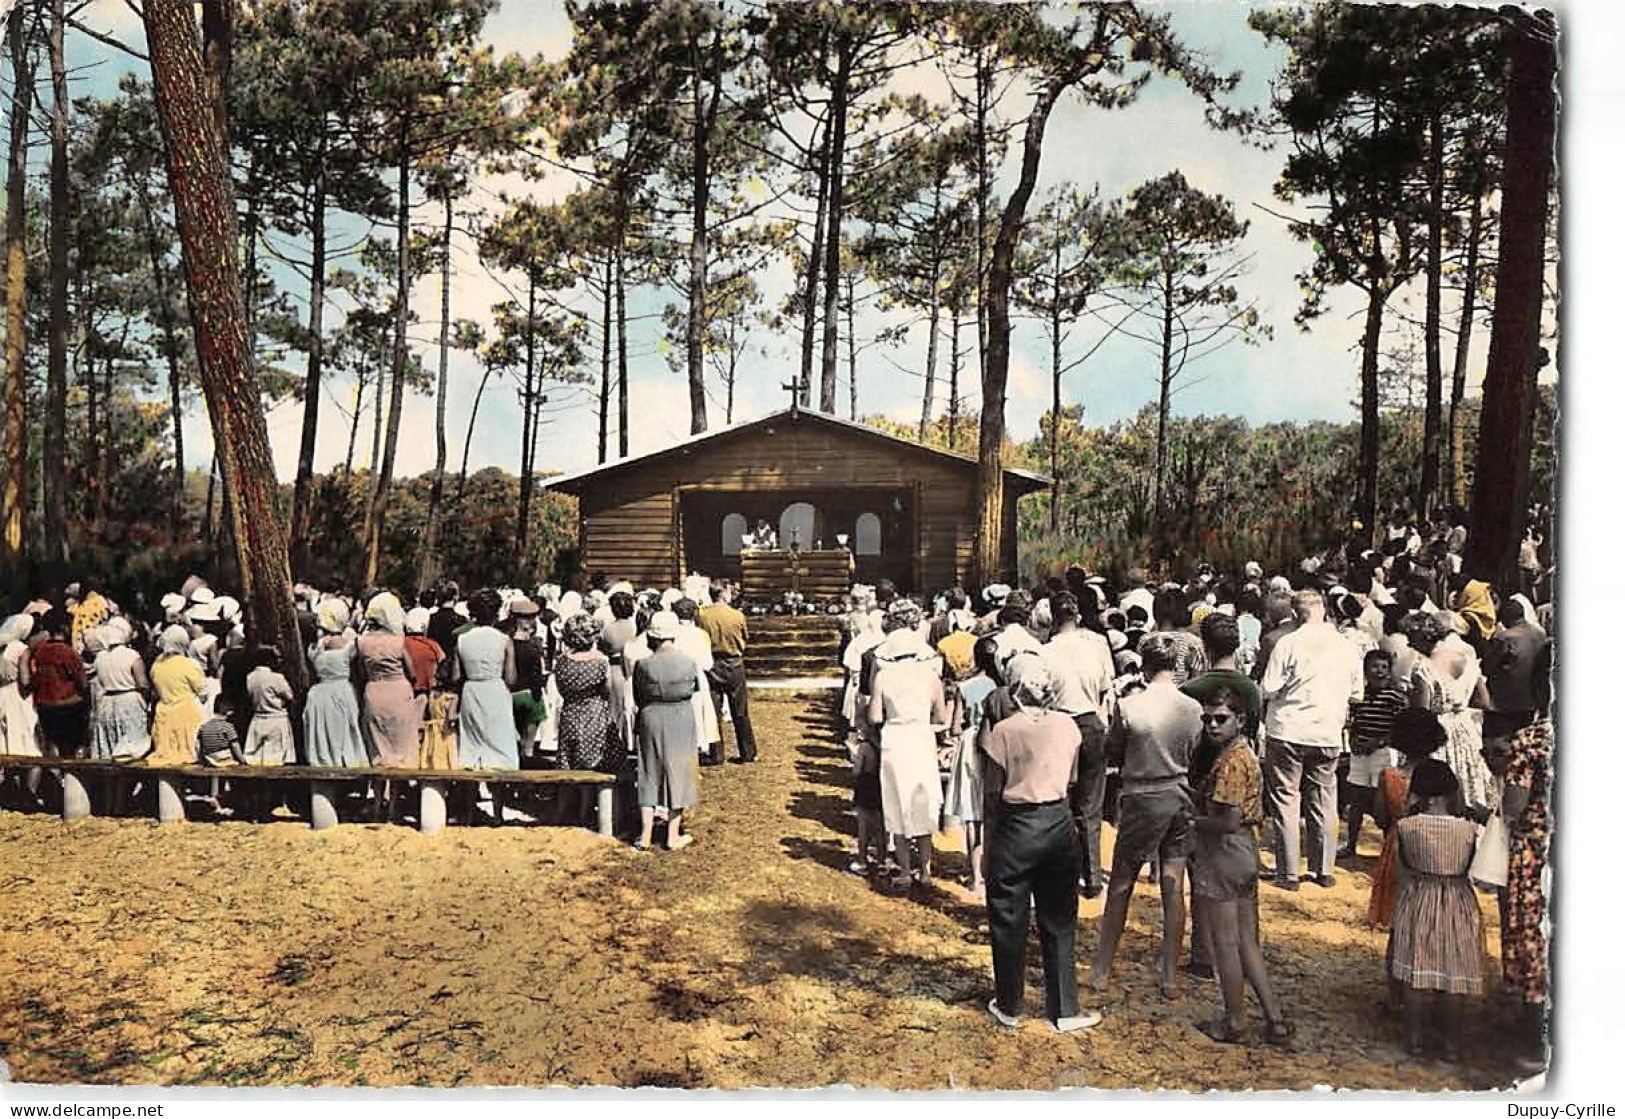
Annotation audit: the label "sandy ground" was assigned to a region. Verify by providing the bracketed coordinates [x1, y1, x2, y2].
[0, 691, 1533, 1090]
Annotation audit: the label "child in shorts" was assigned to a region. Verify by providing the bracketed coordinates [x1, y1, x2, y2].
[1341, 649, 1407, 858]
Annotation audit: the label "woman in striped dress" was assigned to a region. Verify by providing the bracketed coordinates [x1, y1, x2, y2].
[1388, 758, 1484, 1061]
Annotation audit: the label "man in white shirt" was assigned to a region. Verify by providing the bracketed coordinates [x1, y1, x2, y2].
[1258, 589, 1363, 890]
[1040, 591, 1117, 897]
[1118, 568, 1155, 622]
[991, 599, 1043, 672]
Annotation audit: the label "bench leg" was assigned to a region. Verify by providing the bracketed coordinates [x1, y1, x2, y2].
[596, 785, 614, 838]
[156, 776, 185, 824]
[310, 781, 339, 831]
[419, 780, 447, 835]
[60, 771, 91, 821]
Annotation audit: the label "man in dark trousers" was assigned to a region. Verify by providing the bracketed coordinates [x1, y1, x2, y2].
[699, 580, 758, 764]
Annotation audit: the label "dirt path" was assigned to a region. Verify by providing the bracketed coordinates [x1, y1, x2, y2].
[0, 691, 1528, 1089]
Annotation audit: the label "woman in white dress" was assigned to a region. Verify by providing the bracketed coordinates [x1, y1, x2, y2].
[867, 600, 948, 890]
[671, 597, 720, 762]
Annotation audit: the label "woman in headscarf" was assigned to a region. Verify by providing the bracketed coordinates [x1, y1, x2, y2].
[1452, 576, 1497, 649]
[867, 598, 947, 891]
[451, 588, 519, 771]
[1406, 612, 1495, 818]
[89, 617, 151, 762]
[304, 598, 368, 769]
[632, 610, 701, 851]
[354, 591, 420, 768]
[147, 624, 207, 766]
[0, 613, 42, 758]
[242, 646, 297, 767]
[66, 582, 110, 652]
[28, 610, 88, 758]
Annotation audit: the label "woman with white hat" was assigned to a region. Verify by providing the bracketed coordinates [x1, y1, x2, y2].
[867, 599, 947, 890]
[632, 610, 701, 851]
[89, 617, 151, 762]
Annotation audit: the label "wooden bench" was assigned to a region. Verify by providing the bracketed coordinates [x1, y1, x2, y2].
[0, 755, 617, 837]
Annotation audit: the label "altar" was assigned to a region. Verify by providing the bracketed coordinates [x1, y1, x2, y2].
[738, 548, 855, 602]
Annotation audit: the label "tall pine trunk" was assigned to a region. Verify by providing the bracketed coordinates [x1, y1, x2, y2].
[918, 179, 942, 444]
[369, 364, 385, 473]
[973, 52, 990, 389]
[144, 0, 306, 692]
[947, 305, 961, 452]
[615, 215, 629, 457]
[1357, 281, 1385, 537]
[976, 79, 1067, 585]
[1153, 269, 1174, 540]
[288, 135, 327, 577]
[798, 116, 830, 407]
[1419, 108, 1445, 520]
[684, 38, 718, 436]
[43, 0, 69, 564]
[418, 190, 454, 590]
[1, 5, 35, 565]
[1467, 9, 1556, 588]
[844, 271, 857, 420]
[516, 271, 538, 562]
[598, 258, 610, 463]
[454, 364, 491, 508]
[818, 46, 851, 414]
[136, 186, 188, 541]
[1448, 190, 1482, 510]
[362, 122, 413, 587]
[343, 371, 364, 475]
[1049, 249, 1062, 534]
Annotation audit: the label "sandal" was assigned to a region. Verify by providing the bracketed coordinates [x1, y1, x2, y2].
[1198, 1019, 1247, 1046]
[1265, 1019, 1296, 1049]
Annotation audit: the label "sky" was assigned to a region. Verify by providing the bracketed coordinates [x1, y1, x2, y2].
[56, 0, 1525, 484]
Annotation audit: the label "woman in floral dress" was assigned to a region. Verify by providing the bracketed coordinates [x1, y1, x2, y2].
[1494, 718, 1552, 1073]
[553, 612, 622, 773]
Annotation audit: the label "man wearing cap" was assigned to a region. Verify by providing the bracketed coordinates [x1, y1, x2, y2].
[1258, 589, 1364, 890]
[699, 580, 757, 764]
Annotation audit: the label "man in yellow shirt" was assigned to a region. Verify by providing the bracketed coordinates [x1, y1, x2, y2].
[699, 580, 758, 763]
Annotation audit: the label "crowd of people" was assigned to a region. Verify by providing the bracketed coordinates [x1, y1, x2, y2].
[0, 509, 1553, 1065]
[836, 516, 1550, 1062]
[0, 572, 758, 843]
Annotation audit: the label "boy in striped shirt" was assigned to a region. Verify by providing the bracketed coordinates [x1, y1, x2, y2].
[1339, 650, 1406, 858]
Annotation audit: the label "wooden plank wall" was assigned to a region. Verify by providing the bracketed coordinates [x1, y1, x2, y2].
[577, 418, 980, 591]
